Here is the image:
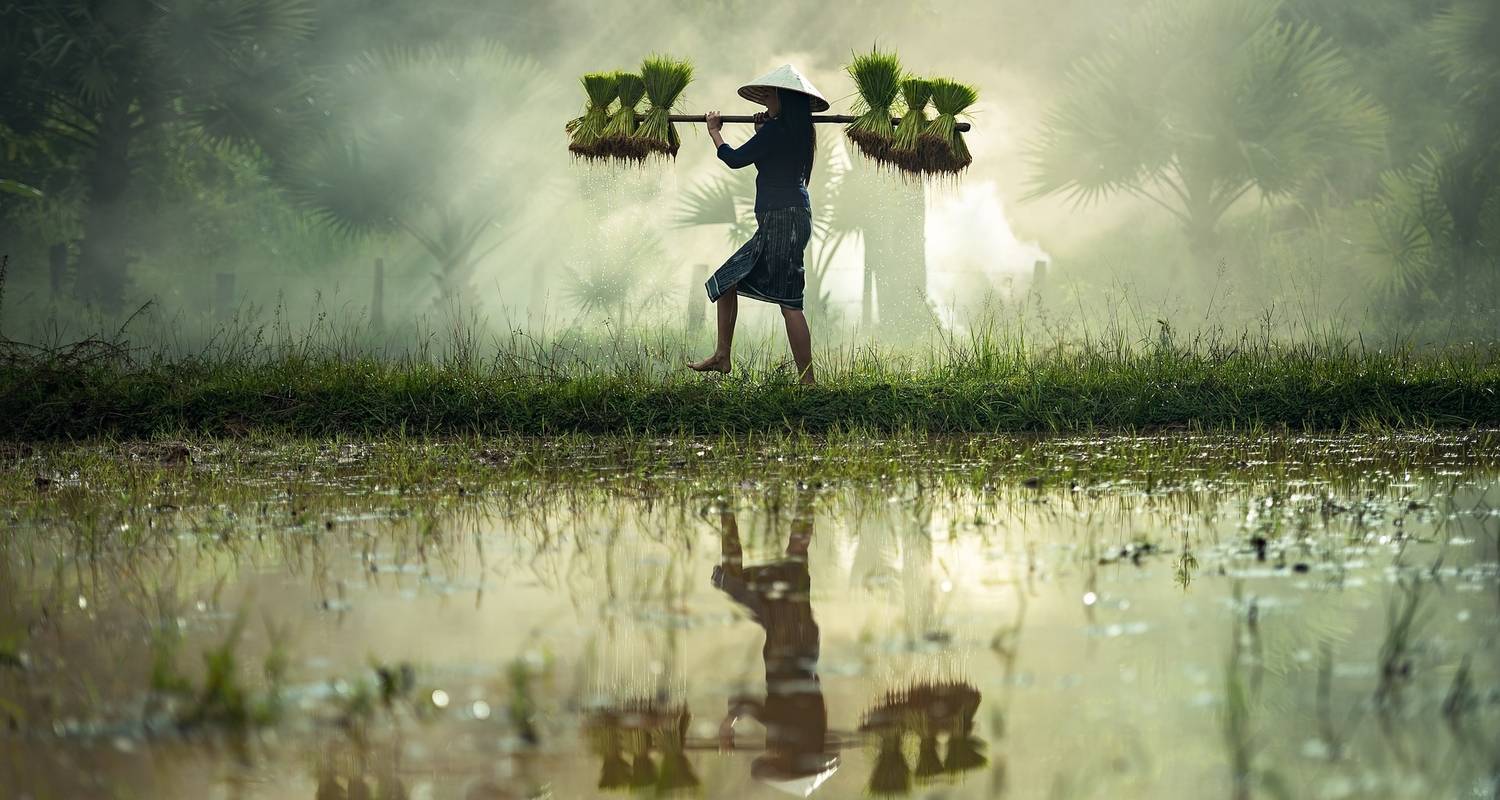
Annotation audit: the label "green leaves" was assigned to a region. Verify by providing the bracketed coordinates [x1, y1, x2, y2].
[638, 55, 694, 158]
[567, 72, 620, 158]
[283, 136, 404, 239]
[1027, 0, 1385, 247]
[926, 78, 978, 174]
[0, 179, 43, 200]
[845, 47, 904, 160]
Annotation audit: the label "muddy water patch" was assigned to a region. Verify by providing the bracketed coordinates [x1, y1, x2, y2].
[2, 433, 1499, 799]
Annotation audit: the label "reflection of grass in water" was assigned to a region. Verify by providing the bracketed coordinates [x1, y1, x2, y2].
[1376, 575, 1430, 709]
[151, 611, 290, 731]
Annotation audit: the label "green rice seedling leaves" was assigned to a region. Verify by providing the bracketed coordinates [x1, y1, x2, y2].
[890, 78, 933, 175]
[845, 48, 904, 164]
[639, 55, 694, 158]
[601, 72, 648, 161]
[568, 72, 620, 159]
[928, 78, 978, 175]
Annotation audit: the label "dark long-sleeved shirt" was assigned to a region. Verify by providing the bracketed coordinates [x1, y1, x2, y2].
[716, 118, 812, 214]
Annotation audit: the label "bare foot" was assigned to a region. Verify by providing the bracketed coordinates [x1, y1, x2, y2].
[687, 354, 731, 374]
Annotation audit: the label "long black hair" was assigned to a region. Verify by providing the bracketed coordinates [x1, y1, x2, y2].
[777, 88, 816, 187]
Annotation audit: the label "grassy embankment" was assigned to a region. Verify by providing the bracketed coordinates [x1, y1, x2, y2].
[3, 322, 1499, 439]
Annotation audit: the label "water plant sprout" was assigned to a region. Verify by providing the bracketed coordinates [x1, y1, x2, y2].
[601, 72, 648, 161]
[927, 78, 979, 174]
[845, 48, 905, 162]
[638, 55, 694, 158]
[890, 77, 934, 175]
[564, 48, 977, 176]
[567, 72, 619, 160]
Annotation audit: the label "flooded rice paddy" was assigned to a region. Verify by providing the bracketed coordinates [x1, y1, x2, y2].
[3, 433, 1499, 800]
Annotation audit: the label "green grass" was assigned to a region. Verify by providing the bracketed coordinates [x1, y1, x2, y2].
[3, 326, 1499, 438]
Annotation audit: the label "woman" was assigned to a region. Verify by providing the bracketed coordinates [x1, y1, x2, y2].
[712, 491, 839, 792]
[688, 65, 827, 385]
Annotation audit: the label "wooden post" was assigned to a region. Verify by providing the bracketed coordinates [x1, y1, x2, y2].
[48, 243, 67, 300]
[372, 257, 386, 333]
[214, 272, 235, 320]
[1032, 260, 1048, 294]
[862, 266, 875, 330]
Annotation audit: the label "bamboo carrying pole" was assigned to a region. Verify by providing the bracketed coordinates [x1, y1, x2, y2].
[660, 114, 972, 132]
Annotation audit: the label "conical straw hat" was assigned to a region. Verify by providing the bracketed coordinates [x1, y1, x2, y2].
[738, 64, 830, 112]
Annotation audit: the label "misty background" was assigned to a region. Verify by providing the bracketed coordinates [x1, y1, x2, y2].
[2, 0, 1497, 350]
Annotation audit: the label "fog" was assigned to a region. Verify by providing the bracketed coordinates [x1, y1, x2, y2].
[3, 0, 1497, 350]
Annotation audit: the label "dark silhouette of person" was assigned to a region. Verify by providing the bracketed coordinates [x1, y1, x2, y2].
[713, 490, 839, 794]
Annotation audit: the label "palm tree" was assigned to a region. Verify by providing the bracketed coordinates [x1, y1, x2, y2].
[563, 231, 668, 328]
[0, 0, 319, 313]
[281, 44, 552, 305]
[1026, 0, 1386, 259]
[1363, 0, 1500, 317]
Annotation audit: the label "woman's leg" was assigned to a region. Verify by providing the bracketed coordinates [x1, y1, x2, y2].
[688, 289, 737, 373]
[781, 306, 815, 385]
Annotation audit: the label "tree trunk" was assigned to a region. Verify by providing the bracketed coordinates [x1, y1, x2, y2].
[74, 101, 134, 314]
[863, 175, 929, 338]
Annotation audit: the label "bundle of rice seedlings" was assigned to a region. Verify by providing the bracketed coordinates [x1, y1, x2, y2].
[867, 730, 912, 796]
[913, 732, 945, 783]
[600, 71, 648, 161]
[926, 78, 979, 174]
[943, 734, 989, 774]
[638, 55, 694, 158]
[889, 78, 933, 175]
[567, 72, 619, 160]
[845, 48, 904, 163]
[942, 688, 987, 775]
[629, 749, 657, 789]
[590, 728, 632, 789]
[653, 711, 700, 792]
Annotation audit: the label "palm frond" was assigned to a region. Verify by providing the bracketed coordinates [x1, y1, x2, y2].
[673, 174, 750, 229]
[1026, 0, 1384, 233]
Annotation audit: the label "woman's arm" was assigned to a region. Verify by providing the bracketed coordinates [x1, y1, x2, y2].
[707, 110, 774, 169]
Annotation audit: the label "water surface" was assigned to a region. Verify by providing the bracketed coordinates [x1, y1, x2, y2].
[3, 434, 1498, 799]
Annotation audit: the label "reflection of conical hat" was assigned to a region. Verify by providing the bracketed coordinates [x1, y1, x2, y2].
[738, 64, 830, 112]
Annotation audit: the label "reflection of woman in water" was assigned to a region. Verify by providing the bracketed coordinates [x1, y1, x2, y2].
[713, 492, 839, 793]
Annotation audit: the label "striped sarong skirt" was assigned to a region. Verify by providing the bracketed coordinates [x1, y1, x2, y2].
[705, 206, 812, 310]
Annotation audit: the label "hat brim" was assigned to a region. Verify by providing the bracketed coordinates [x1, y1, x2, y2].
[738, 85, 831, 113]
